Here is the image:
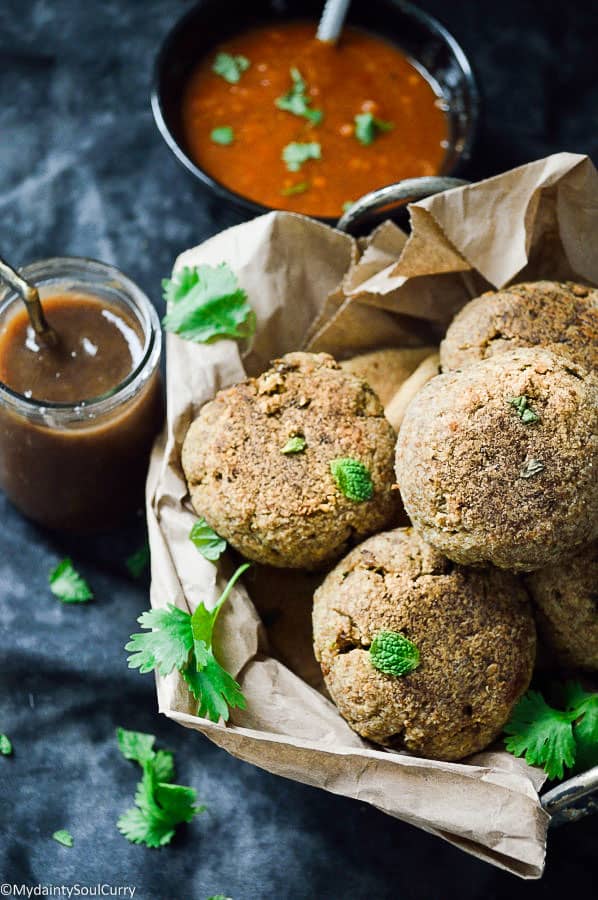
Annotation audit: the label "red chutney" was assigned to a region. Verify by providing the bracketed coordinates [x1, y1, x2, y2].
[181, 22, 449, 218]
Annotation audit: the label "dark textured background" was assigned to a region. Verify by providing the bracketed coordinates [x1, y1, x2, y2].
[0, 1, 596, 898]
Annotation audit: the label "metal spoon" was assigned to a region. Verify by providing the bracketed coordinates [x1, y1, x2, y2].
[0, 255, 58, 346]
[316, 0, 351, 43]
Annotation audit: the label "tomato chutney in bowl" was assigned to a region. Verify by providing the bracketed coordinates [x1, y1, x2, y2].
[152, 0, 479, 222]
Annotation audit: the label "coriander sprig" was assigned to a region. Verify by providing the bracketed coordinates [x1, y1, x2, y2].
[116, 728, 204, 847]
[125, 565, 249, 722]
[190, 518, 227, 562]
[354, 112, 393, 145]
[162, 263, 256, 344]
[212, 52, 250, 84]
[276, 68, 323, 124]
[504, 682, 598, 779]
[282, 142, 321, 172]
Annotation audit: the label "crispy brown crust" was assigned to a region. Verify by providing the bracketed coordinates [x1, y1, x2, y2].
[395, 348, 598, 572]
[340, 347, 435, 407]
[313, 527, 536, 760]
[440, 281, 598, 372]
[182, 352, 400, 569]
[526, 542, 598, 670]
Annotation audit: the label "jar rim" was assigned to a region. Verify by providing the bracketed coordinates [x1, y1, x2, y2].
[0, 256, 162, 419]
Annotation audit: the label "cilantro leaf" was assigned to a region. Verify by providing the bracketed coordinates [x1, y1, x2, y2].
[162, 263, 256, 344]
[330, 458, 374, 502]
[116, 727, 156, 764]
[208, 896, 233, 900]
[49, 558, 93, 603]
[117, 732, 204, 848]
[281, 435, 306, 454]
[504, 690, 576, 780]
[276, 68, 323, 124]
[354, 112, 393, 145]
[117, 806, 174, 848]
[210, 126, 234, 145]
[563, 682, 598, 771]
[0, 734, 12, 756]
[190, 518, 227, 562]
[125, 605, 193, 676]
[190, 562, 250, 648]
[282, 142, 321, 172]
[281, 181, 310, 197]
[52, 830, 73, 847]
[183, 654, 246, 723]
[212, 52, 250, 84]
[509, 395, 540, 424]
[370, 631, 420, 677]
[126, 543, 150, 579]
[126, 565, 249, 722]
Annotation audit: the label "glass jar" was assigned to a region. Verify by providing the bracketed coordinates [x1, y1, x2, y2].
[0, 257, 164, 531]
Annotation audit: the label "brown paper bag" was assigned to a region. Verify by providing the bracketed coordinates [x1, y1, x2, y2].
[146, 153, 598, 879]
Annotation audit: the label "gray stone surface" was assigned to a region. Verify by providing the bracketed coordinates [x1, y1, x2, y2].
[0, 1, 596, 898]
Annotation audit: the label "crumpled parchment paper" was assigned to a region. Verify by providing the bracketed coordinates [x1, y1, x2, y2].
[146, 153, 598, 878]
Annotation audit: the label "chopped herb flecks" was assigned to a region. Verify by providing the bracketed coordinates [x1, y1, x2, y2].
[210, 126, 234, 145]
[281, 181, 310, 197]
[52, 830, 74, 848]
[212, 53, 250, 84]
[276, 68, 323, 124]
[281, 435, 306, 455]
[282, 142, 321, 172]
[354, 112, 393, 145]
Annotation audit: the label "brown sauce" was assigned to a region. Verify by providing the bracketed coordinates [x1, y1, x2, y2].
[0, 293, 143, 402]
[181, 22, 448, 217]
[0, 292, 163, 531]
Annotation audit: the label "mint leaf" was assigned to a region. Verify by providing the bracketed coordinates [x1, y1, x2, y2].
[126, 543, 150, 579]
[162, 263, 256, 344]
[282, 142, 321, 172]
[330, 458, 373, 502]
[354, 112, 393, 145]
[210, 126, 234, 145]
[281, 435, 306, 454]
[276, 68, 323, 124]
[49, 558, 93, 603]
[212, 53, 250, 84]
[125, 606, 193, 676]
[370, 631, 420, 677]
[0, 734, 12, 756]
[190, 518, 227, 562]
[52, 830, 73, 847]
[509, 395, 540, 424]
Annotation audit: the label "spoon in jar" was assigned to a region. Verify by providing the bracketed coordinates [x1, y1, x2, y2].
[316, 0, 351, 43]
[0, 254, 58, 347]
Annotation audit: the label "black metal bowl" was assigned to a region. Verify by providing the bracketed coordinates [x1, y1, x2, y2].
[151, 0, 480, 224]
